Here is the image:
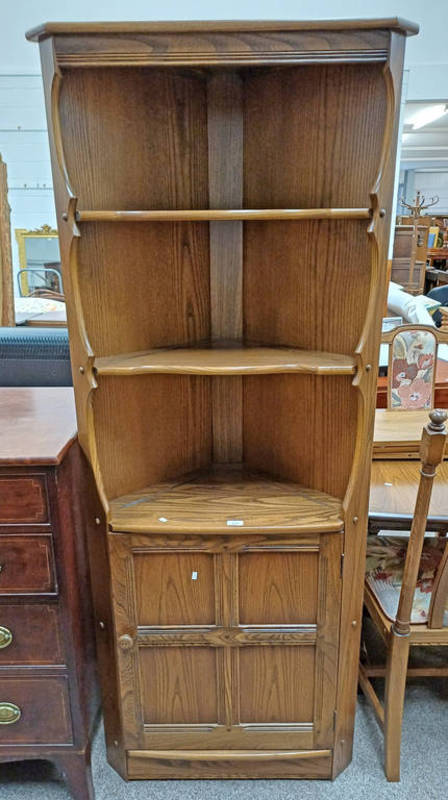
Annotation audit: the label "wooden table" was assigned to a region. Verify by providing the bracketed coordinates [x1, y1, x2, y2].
[369, 459, 448, 533]
[372, 408, 445, 459]
[0, 387, 100, 800]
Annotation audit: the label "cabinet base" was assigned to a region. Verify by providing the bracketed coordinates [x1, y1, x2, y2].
[126, 749, 333, 779]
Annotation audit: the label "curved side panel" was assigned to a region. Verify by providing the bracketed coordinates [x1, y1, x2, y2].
[38, 36, 109, 516]
[334, 31, 406, 777]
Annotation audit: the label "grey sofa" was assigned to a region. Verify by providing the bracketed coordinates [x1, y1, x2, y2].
[0, 327, 72, 386]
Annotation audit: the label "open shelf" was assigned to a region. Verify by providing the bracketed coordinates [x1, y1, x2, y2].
[75, 208, 372, 223]
[109, 465, 344, 534]
[94, 346, 357, 376]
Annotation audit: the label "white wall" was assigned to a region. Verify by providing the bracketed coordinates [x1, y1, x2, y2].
[1, 1, 447, 286]
[413, 172, 448, 213]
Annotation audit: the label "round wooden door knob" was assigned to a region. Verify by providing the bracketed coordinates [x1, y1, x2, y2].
[118, 634, 134, 651]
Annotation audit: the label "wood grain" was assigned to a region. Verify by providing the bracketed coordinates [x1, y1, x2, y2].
[238, 552, 319, 624]
[94, 346, 356, 376]
[26, 18, 419, 41]
[239, 646, 315, 723]
[127, 750, 333, 779]
[369, 460, 448, 520]
[0, 535, 55, 595]
[76, 208, 371, 221]
[244, 375, 357, 499]
[244, 220, 372, 355]
[109, 465, 344, 534]
[32, 19, 412, 782]
[140, 647, 218, 724]
[77, 222, 210, 357]
[0, 388, 76, 466]
[0, 155, 14, 326]
[134, 552, 215, 626]
[93, 375, 211, 500]
[0, 676, 72, 744]
[0, 476, 48, 523]
[208, 72, 243, 464]
[0, 605, 62, 665]
[59, 69, 208, 210]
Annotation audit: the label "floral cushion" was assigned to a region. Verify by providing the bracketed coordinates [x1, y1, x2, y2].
[365, 535, 448, 625]
[390, 328, 437, 409]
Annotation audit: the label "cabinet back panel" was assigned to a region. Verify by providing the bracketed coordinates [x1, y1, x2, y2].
[239, 552, 319, 624]
[140, 647, 218, 724]
[244, 219, 370, 354]
[239, 646, 315, 723]
[93, 375, 212, 499]
[77, 222, 210, 356]
[59, 68, 209, 209]
[134, 552, 215, 626]
[244, 63, 386, 208]
[244, 375, 356, 498]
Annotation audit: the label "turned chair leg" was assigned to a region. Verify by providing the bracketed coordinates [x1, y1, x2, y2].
[53, 747, 95, 800]
[384, 632, 410, 781]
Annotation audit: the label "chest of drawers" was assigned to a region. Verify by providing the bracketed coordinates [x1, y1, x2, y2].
[0, 387, 100, 799]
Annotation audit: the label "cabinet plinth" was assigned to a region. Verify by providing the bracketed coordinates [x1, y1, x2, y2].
[30, 17, 415, 781]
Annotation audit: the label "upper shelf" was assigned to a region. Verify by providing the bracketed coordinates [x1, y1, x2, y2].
[94, 346, 357, 377]
[75, 208, 372, 223]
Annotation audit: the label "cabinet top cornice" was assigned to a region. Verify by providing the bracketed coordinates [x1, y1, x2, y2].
[26, 18, 419, 42]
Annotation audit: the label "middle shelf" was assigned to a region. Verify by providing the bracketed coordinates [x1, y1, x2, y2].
[94, 345, 357, 377]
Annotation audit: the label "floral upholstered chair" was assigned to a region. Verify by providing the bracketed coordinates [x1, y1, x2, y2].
[386, 325, 437, 410]
[360, 410, 448, 782]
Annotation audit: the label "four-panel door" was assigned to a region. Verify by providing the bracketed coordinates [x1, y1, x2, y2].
[109, 532, 342, 755]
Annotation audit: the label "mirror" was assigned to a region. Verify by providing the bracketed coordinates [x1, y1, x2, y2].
[15, 225, 63, 299]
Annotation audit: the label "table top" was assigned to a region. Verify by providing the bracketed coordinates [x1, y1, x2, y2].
[373, 408, 435, 459]
[0, 387, 76, 466]
[370, 459, 448, 522]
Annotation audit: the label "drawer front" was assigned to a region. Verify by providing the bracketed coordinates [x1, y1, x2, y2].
[0, 475, 48, 525]
[0, 676, 72, 744]
[0, 535, 56, 595]
[0, 605, 63, 665]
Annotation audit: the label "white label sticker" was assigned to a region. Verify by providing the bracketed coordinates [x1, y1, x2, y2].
[191, 571, 198, 580]
[227, 519, 244, 527]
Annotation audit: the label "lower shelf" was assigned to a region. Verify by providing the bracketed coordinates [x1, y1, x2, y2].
[109, 465, 344, 534]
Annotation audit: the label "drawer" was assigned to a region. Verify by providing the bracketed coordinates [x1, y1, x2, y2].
[0, 475, 48, 525]
[0, 676, 72, 744]
[0, 535, 56, 596]
[0, 605, 63, 665]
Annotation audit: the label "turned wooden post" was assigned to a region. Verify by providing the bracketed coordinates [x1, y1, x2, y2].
[393, 409, 447, 636]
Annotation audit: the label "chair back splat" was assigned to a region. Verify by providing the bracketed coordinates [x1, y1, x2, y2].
[394, 409, 447, 635]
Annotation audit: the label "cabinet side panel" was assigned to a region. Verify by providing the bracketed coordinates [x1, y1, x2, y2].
[58, 68, 209, 209]
[93, 375, 212, 500]
[77, 222, 210, 356]
[244, 219, 370, 355]
[244, 63, 386, 208]
[244, 374, 356, 498]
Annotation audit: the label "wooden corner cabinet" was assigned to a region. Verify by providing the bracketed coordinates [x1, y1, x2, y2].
[0, 388, 100, 799]
[28, 18, 416, 780]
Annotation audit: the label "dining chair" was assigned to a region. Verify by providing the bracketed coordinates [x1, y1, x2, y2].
[382, 324, 448, 410]
[360, 408, 448, 781]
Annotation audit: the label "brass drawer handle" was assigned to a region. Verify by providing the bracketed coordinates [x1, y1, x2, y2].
[0, 702, 21, 725]
[0, 626, 13, 649]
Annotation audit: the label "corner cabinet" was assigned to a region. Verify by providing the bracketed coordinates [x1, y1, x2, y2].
[27, 18, 417, 780]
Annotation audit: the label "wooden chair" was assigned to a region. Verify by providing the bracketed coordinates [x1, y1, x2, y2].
[382, 324, 448, 410]
[360, 409, 448, 781]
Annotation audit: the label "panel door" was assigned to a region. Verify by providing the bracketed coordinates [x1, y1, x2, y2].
[109, 532, 342, 752]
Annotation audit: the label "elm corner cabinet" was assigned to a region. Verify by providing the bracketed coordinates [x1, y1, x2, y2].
[27, 19, 417, 781]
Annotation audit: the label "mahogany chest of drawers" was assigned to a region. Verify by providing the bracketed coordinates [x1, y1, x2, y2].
[0, 387, 100, 799]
